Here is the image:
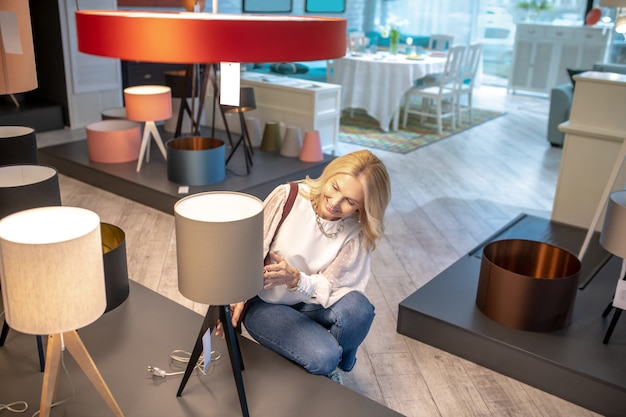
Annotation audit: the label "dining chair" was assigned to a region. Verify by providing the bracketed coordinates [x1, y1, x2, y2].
[401, 45, 466, 135]
[456, 43, 484, 126]
[428, 35, 453, 51]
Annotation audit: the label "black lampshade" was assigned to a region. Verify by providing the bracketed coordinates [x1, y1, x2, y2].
[0, 164, 62, 219]
[0, 126, 38, 166]
[222, 87, 256, 113]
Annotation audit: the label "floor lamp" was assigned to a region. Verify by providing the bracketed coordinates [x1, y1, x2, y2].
[174, 192, 264, 417]
[223, 87, 256, 174]
[123, 85, 172, 173]
[0, 206, 124, 417]
[0, 0, 38, 107]
[0, 165, 62, 373]
[598, 190, 626, 344]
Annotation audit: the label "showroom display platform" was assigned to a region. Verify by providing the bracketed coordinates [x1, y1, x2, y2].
[398, 214, 625, 417]
[0, 281, 402, 417]
[39, 135, 332, 215]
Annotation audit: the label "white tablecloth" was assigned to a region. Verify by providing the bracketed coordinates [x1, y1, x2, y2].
[333, 53, 447, 131]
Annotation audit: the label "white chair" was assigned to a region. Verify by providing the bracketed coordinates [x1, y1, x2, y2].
[456, 43, 483, 125]
[428, 35, 453, 51]
[401, 45, 466, 135]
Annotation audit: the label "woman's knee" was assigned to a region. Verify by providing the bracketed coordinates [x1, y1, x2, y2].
[334, 291, 375, 327]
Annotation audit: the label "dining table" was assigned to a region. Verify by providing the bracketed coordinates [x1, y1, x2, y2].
[332, 52, 447, 132]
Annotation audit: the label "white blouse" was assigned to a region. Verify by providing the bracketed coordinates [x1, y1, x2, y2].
[258, 183, 371, 308]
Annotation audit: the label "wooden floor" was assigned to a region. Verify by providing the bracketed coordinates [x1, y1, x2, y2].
[37, 86, 601, 417]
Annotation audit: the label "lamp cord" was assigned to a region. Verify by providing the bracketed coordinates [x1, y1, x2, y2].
[0, 401, 27, 414]
[147, 349, 221, 378]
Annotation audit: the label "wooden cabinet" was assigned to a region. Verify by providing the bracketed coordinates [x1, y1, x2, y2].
[508, 24, 610, 95]
[551, 71, 626, 230]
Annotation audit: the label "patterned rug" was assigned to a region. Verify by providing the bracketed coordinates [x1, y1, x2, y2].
[339, 107, 505, 154]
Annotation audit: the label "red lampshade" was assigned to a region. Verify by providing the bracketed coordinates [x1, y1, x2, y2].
[124, 85, 172, 122]
[75, 11, 347, 64]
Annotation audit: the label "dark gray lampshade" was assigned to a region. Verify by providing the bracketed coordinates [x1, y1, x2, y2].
[175, 191, 263, 305]
[600, 190, 626, 258]
[0, 165, 61, 219]
[222, 87, 256, 113]
[0, 126, 38, 166]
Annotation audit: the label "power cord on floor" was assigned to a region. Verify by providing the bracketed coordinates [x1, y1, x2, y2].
[0, 401, 28, 413]
[147, 349, 221, 378]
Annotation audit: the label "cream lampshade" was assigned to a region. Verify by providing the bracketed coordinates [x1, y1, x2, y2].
[174, 191, 263, 416]
[0, 0, 38, 106]
[124, 85, 172, 172]
[0, 206, 124, 417]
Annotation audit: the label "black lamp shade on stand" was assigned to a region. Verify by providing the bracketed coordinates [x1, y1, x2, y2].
[0, 126, 39, 166]
[223, 87, 257, 175]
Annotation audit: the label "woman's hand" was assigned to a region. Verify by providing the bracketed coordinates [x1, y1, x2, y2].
[214, 301, 246, 339]
[263, 251, 300, 289]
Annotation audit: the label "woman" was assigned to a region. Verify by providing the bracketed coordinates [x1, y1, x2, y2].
[230, 149, 391, 381]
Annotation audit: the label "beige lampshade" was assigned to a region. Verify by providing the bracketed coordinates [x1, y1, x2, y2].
[0, 0, 37, 94]
[280, 125, 302, 157]
[124, 85, 172, 122]
[0, 206, 106, 335]
[600, 0, 626, 6]
[600, 190, 626, 258]
[175, 192, 264, 305]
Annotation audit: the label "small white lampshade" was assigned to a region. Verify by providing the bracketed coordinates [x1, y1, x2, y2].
[124, 85, 172, 122]
[281, 125, 303, 157]
[175, 192, 264, 306]
[0, 206, 106, 335]
[0, 0, 37, 95]
[245, 116, 263, 147]
[617, 15, 626, 33]
[600, 190, 626, 258]
[299, 130, 324, 162]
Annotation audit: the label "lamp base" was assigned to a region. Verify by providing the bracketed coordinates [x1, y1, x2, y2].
[41, 331, 124, 417]
[176, 305, 248, 417]
[136, 121, 168, 172]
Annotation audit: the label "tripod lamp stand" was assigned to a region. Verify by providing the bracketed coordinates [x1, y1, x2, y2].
[223, 87, 256, 174]
[174, 192, 263, 417]
[0, 206, 123, 417]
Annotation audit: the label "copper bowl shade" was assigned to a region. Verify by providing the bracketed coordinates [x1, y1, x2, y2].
[476, 239, 581, 332]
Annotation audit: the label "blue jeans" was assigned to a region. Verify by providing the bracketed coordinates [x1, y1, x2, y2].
[243, 291, 375, 376]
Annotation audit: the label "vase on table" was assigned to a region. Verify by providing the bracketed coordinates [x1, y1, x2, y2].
[390, 29, 400, 55]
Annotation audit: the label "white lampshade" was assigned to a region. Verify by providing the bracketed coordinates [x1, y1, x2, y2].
[124, 85, 172, 122]
[617, 15, 626, 33]
[175, 192, 264, 305]
[0, 206, 106, 335]
[0, 0, 37, 95]
[600, 190, 626, 258]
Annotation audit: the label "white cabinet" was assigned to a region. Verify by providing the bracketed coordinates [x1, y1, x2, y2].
[551, 71, 626, 230]
[205, 72, 341, 154]
[508, 24, 610, 95]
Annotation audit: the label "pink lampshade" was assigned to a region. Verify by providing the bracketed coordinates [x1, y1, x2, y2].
[86, 120, 141, 163]
[299, 130, 324, 163]
[124, 85, 172, 122]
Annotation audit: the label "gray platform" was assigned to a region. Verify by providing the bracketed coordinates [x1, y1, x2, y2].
[398, 214, 626, 417]
[0, 281, 402, 417]
[39, 133, 332, 214]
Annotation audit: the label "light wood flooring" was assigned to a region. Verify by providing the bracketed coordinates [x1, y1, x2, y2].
[37, 86, 602, 417]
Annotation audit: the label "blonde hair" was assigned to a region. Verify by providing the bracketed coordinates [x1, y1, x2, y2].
[302, 150, 391, 251]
